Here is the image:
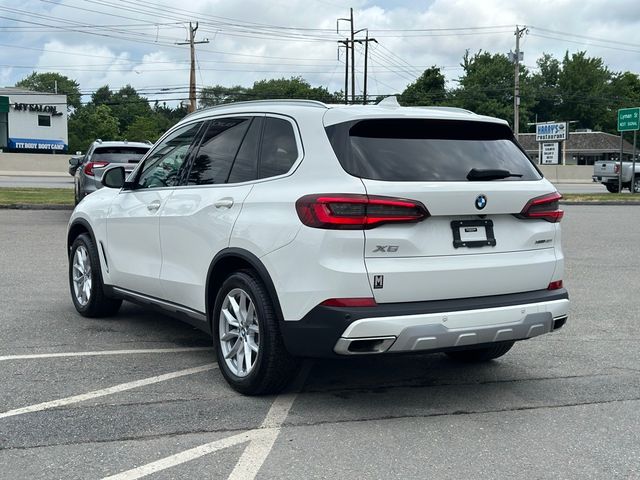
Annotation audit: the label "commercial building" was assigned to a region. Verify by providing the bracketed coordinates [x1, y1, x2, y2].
[0, 87, 68, 153]
[519, 130, 636, 165]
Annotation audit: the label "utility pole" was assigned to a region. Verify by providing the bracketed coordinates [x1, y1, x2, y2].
[338, 39, 349, 104]
[510, 26, 527, 137]
[176, 22, 209, 113]
[337, 13, 353, 104]
[337, 9, 372, 104]
[354, 33, 377, 105]
[350, 8, 356, 104]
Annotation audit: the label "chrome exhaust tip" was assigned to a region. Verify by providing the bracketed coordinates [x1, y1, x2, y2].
[334, 336, 396, 355]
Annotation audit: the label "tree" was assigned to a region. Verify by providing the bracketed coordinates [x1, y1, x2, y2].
[557, 51, 611, 130]
[450, 50, 534, 132]
[108, 85, 153, 133]
[399, 66, 446, 106]
[248, 77, 337, 102]
[200, 85, 249, 107]
[67, 105, 119, 153]
[529, 53, 561, 123]
[603, 71, 640, 132]
[15, 72, 81, 109]
[123, 115, 163, 143]
[91, 85, 113, 106]
[200, 77, 339, 107]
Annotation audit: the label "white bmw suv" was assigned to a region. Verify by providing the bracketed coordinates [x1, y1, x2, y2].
[67, 99, 569, 395]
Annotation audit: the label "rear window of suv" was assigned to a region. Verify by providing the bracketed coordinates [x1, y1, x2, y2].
[325, 119, 541, 182]
[92, 147, 149, 163]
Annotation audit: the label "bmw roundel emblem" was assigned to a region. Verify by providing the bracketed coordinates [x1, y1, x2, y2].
[475, 195, 487, 210]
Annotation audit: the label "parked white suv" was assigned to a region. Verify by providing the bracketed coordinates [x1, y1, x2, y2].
[67, 99, 569, 395]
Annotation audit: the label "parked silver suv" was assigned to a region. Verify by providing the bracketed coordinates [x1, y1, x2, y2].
[69, 140, 151, 204]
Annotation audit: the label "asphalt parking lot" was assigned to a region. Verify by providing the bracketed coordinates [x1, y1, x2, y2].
[1, 206, 639, 479]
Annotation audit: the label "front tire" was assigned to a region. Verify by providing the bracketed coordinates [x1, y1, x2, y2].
[633, 176, 640, 194]
[69, 234, 122, 317]
[445, 341, 514, 363]
[213, 270, 297, 395]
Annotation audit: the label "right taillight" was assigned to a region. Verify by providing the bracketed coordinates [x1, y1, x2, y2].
[518, 192, 564, 223]
[295, 194, 429, 229]
[614, 164, 620, 174]
[84, 161, 109, 176]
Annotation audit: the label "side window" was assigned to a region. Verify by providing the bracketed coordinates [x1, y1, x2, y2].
[187, 117, 250, 185]
[227, 117, 263, 184]
[259, 117, 299, 179]
[137, 122, 202, 189]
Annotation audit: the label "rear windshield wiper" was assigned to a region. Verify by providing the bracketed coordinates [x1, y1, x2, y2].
[466, 168, 524, 181]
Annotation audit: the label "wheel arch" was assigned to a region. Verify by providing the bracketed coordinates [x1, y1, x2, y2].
[206, 248, 284, 329]
[67, 218, 96, 258]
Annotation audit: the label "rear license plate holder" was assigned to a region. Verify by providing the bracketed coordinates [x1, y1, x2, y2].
[451, 220, 496, 249]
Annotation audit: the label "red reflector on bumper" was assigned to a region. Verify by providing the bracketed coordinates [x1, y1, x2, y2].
[320, 298, 378, 307]
[547, 280, 563, 290]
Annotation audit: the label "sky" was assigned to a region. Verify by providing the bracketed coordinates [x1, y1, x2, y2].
[1, 0, 639, 106]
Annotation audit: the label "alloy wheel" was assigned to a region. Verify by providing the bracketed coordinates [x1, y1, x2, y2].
[219, 288, 260, 377]
[72, 245, 92, 306]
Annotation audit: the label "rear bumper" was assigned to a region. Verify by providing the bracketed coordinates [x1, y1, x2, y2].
[280, 288, 569, 358]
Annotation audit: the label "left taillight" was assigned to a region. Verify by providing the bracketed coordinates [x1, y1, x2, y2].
[295, 194, 429, 230]
[84, 161, 109, 176]
[518, 192, 564, 223]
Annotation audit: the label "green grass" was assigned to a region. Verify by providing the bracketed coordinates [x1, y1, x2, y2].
[0, 188, 74, 206]
[0, 188, 637, 207]
[562, 193, 640, 202]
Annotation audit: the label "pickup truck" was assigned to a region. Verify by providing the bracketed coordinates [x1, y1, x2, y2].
[593, 160, 640, 193]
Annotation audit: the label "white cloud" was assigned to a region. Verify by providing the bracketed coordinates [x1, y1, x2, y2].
[2, 0, 638, 102]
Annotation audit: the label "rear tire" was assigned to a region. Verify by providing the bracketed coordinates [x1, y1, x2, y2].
[605, 183, 620, 193]
[74, 180, 81, 205]
[445, 341, 514, 363]
[69, 233, 122, 317]
[213, 270, 298, 395]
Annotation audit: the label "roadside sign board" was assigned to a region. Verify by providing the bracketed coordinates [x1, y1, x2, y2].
[536, 122, 567, 141]
[541, 142, 560, 164]
[618, 107, 640, 132]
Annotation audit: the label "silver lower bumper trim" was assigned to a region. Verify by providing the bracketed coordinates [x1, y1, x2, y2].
[334, 312, 557, 355]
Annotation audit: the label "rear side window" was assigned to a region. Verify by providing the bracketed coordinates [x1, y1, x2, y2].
[326, 119, 541, 182]
[259, 117, 298, 179]
[228, 117, 262, 184]
[188, 117, 250, 185]
[92, 147, 149, 163]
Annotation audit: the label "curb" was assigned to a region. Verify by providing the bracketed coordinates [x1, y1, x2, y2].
[0, 204, 74, 210]
[0, 171, 70, 178]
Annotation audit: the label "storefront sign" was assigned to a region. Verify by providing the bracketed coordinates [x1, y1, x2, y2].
[536, 122, 567, 141]
[8, 138, 67, 151]
[12, 103, 63, 116]
[541, 142, 560, 164]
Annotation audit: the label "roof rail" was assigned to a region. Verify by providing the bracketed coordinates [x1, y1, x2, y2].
[183, 99, 329, 119]
[416, 106, 476, 115]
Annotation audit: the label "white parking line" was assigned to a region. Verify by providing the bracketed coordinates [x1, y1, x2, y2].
[0, 364, 217, 420]
[102, 431, 262, 480]
[101, 363, 312, 480]
[228, 363, 312, 480]
[227, 393, 298, 480]
[0, 347, 213, 362]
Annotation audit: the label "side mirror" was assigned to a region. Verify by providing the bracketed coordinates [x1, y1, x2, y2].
[69, 156, 82, 167]
[101, 166, 126, 189]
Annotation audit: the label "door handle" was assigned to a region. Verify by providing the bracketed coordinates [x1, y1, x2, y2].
[147, 200, 161, 212]
[214, 198, 234, 209]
